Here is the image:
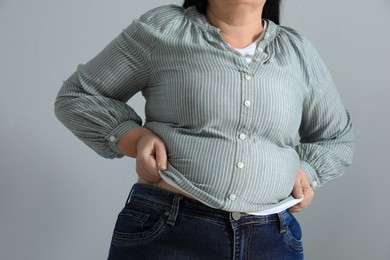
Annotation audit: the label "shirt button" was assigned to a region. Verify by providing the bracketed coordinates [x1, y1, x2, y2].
[239, 133, 247, 140]
[312, 181, 318, 188]
[254, 58, 261, 63]
[109, 136, 116, 142]
[229, 194, 237, 201]
[244, 74, 252, 80]
[258, 48, 264, 53]
[236, 162, 244, 169]
[244, 100, 251, 107]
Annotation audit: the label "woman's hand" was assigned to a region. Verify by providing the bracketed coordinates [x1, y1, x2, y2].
[135, 132, 167, 184]
[117, 127, 167, 183]
[288, 168, 314, 213]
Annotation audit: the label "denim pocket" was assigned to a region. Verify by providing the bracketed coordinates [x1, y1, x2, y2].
[281, 211, 303, 252]
[111, 201, 169, 246]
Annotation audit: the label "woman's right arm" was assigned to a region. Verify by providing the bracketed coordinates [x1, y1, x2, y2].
[55, 7, 177, 183]
[55, 12, 157, 159]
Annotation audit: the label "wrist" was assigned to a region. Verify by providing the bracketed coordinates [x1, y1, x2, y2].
[299, 161, 320, 190]
[118, 127, 154, 158]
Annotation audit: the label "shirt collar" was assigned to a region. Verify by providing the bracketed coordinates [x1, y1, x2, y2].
[183, 5, 280, 50]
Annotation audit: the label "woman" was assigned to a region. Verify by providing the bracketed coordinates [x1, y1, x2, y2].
[55, 0, 355, 259]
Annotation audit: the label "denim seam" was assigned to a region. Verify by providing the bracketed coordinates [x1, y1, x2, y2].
[246, 223, 253, 260]
[180, 213, 227, 226]
[118, 209, 149, 223]
[284, 228, 303, 252]
[112, 215, 168, 245]
[130, 197, 172, 211]
[166, 195, 182, 226]
[236, 219, 277, 228]
[279, 212, 303, 252]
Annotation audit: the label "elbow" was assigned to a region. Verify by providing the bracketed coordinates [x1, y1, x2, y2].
[343, 141, 356, 169]
[54, 95, 69, 126]
[54, 97, 62, 121]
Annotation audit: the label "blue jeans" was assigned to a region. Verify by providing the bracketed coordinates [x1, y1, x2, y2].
[108, 184, 304, 260]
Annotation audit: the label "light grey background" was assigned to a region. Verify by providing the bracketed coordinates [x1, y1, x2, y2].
[0, 0, 389, 259]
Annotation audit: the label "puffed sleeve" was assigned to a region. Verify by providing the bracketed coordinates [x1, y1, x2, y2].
[295, 38, 355, 189]
[54, 8, 163, 159]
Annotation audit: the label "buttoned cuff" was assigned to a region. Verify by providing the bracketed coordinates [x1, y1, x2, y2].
[105, 120, 142, 156]
[299, 160, 320, 190]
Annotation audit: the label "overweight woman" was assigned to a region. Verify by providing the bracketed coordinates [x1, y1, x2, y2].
[55, 0, 355, 259]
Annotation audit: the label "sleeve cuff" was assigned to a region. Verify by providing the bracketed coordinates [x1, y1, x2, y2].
[105, 120, 142, 156]
[299, 160, 320, 190]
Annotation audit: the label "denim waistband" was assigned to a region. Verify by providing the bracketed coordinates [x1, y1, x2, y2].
[126, 183, 289, 230]
[127, 183, 226, 217]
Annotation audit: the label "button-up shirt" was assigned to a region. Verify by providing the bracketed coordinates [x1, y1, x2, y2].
[55, 5, 355, 213]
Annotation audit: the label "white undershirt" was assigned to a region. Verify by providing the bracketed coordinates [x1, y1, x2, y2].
[233, 21, 265, 62]
[159, 20, 303, 215]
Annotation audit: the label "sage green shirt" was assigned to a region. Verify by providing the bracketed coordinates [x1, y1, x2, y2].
[55, 5, 355, 213]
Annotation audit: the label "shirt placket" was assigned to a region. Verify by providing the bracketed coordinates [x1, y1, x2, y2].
[225, 67, 255, 210]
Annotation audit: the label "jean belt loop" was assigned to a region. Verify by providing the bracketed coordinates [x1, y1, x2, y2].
[125, 185, 136, 205]
[166, 195, 183, 226]
[277, 211, 287, 234]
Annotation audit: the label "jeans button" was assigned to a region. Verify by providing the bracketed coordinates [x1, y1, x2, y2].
[232, 212, 241, 221]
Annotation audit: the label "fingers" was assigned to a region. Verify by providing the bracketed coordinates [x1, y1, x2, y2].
[155, 140, 167, 171]
[136, 152, 161, 183]
[292, 176, 303, 199]
[288, 168, 314, 213]
[289, 188, 314, 213]
[136, 133, 167, 183]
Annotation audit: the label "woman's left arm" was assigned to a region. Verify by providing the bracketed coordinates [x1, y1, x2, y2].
[294, 38, 356, 192]
[290, 90, 354, 213]
[288, 37, 355, 212]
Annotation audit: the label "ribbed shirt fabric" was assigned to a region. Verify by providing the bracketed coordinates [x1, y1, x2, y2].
[55, 5, 355, 213]
[159, 19, 304, 215]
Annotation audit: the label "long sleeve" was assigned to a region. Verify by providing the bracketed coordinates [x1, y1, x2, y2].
[54, 12, 158, 158]
[295, 38, 355, 189]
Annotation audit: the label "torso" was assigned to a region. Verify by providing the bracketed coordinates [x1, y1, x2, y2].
[137, 179, 197, 200]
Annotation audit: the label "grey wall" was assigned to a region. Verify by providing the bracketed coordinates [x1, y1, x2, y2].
[0, 0, 388, 259]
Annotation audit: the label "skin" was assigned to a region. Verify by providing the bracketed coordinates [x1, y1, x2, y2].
[118, 0, 314, 212]
[206, 0, 266, 48]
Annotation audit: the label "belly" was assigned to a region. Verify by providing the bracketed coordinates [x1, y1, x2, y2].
[137, 178, 197, 201]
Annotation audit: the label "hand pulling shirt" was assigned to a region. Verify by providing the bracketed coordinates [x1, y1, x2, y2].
[55, 5, 355, 213]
